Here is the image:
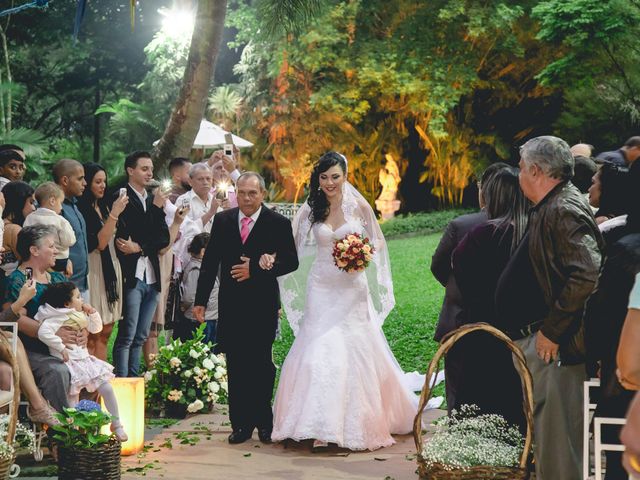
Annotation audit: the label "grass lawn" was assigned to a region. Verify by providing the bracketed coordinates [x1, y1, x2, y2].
[272, 233, 444, 375]
[109, 233, 445, 380]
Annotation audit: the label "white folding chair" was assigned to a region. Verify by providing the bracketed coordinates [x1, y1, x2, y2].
[584, 379, 600, 480]
[0, 323, 19, 419]
[593, 416, 631, 480]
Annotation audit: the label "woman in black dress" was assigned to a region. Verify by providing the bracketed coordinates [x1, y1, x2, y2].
[450, 167, 529, 430]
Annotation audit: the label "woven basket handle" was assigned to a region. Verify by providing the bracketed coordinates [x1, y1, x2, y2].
[413, 322, 534, 469]
[0, 332, 20, 444]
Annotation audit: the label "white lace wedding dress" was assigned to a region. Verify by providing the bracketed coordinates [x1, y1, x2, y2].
[271, 219, 421, 451]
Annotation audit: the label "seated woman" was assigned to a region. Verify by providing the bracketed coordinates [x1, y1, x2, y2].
[451, 167, 530, 431]
[4, 225, 88, 418]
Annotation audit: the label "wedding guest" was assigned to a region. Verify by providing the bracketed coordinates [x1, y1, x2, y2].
[113, 151, 169, 377]
[0, 270, 60, 426]
[176, 163, 219, 233]
[585, 167, 640, 479]
[430, 161, 509, 410]
[451, 167, 529, 430]
[4, 225, 87, 415]
[53, 159, 89, 301]
[23, 182, 76, 274]
[77, 163, 128, 361]
[0, 150, 26, 190]
[589, 163, 629, 226]
[167, 157, 192, 204]
[508, 136, 603, 480]
[1, 181, 35, 275]
[177, 232, 218, 343]
[597, 136, 640, 167]
[621, 392, 640, 479]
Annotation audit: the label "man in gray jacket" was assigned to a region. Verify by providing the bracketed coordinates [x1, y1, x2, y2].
[516, 136, 603, 480]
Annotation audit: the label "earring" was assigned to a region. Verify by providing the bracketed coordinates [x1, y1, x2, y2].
[317, 186, 321, 191]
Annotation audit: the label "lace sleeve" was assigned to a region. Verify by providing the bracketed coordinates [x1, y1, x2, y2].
[278, 202, 315, 336]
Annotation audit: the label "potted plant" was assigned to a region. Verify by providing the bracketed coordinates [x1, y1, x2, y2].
[144, 325, 228, 418]
[51, 400, 121, 480]
[0, 414, 36, 479]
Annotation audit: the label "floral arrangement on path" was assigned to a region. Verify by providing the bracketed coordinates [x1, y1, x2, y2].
[0, 414, 36, 461]
[144, 324, 228, 416]
[422, 405, 525, 471]
[51, 400, 115, 449]
[332, 233, 375, 273]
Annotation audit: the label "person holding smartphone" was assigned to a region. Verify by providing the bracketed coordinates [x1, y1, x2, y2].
[77, 163, 128, 361]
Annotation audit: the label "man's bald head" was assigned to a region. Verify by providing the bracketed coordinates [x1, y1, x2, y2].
[53, 159, 86, 198]
[570, 143, 594, 158]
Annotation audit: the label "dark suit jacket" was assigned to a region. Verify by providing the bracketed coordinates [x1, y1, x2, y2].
[431, 211, 487, 341]
[115, 185, 170, 291]
[195, 206, 298, 352]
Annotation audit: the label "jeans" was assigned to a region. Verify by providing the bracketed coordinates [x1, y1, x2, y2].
[114, 279, 159, 377]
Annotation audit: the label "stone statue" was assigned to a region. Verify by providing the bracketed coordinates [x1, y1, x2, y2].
[376, 154, 402, 220]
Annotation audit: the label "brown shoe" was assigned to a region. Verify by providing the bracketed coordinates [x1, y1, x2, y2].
[28, 403, 61, 427]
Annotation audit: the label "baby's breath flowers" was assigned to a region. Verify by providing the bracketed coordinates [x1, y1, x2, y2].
[422, 405, 524, 470]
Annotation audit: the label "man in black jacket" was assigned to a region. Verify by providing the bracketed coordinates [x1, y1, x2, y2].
[194, 172, 298, 445]
[113, 151, 170, 377]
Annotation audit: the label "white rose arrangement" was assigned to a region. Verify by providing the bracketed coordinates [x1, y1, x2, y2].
[144, 324, 229, 416]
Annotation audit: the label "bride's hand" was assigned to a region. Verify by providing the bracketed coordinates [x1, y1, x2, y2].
[259, 252, 276, 270]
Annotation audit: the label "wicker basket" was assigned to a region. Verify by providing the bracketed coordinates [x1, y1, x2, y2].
[0, 332, 20, 480]
[58, 437, 121, 480]
[413, 323, 534, 480]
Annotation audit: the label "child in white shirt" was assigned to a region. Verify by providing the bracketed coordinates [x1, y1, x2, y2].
[36, 281, 127, 442]
[23, 182, 76, 274]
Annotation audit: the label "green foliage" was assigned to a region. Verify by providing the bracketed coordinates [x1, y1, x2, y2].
[51, 402, 114, 449]
[380, 209, 476, 237]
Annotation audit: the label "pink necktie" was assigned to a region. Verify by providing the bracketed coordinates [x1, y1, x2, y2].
[240, 217, 253, 244]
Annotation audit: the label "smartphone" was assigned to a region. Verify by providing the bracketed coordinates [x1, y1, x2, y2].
[119, 187, 127, 198]
[181, 197, 190, 209]
[25, 267, 33, 282]
[224, 132, 234, 157]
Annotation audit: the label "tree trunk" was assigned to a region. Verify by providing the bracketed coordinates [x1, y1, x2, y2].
[93, 77, 101, 163]
[152, 0, 228, 171]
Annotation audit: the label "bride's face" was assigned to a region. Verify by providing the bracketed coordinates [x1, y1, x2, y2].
[318, 165, 345, 199]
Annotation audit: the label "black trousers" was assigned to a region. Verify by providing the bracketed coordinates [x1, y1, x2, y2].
[225, 341, 276, 433]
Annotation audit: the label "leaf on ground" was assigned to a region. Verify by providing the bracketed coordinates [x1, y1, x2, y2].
[243, 453, 252, 457]
[374, 457, 387, 461]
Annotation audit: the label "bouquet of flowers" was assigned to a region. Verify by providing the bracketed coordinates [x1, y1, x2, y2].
[422, 405, 524, 471]
[144, 324, 228, 417]
[332, 233, 375, 273]
[0, 414, 36, 461]
[50, 400, 114, 449]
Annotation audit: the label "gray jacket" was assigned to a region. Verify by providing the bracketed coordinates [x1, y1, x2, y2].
[181, 257, 219, 321]
[528, 181, 604, 344]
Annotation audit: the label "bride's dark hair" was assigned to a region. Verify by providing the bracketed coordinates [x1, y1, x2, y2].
[307, 151, 347, 224]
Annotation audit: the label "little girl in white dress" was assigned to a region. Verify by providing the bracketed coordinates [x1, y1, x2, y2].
[36, 281, 127, 442]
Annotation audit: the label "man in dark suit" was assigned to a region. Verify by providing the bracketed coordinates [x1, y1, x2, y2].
[194, 172, 298, 445]
[113, 151, 170, 377]
[430, 162, 508, 410]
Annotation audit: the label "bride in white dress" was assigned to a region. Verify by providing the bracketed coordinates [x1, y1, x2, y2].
[272, 152, 422, 451]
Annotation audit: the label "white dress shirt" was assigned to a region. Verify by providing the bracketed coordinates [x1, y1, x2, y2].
[129, 184, 157, 285]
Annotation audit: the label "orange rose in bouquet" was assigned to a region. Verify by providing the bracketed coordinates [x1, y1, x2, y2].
[332, 233, 375, 273]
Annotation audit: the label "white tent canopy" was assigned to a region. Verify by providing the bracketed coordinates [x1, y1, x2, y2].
[153, 120, 253, 149]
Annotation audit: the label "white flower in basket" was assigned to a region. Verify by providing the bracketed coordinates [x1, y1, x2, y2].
[169, 357, 181, 368]
[422, 405, 524, 470]
[187, 400, 204, 413]
[189, 349, 200, 359]
[208, 382, 220, 393]
[202, 358, 215, 370]
[0, 414, 36, 461]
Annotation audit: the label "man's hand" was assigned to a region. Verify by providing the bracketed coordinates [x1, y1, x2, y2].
[153, 188, 168, 209]
[536, 330, 559, 363]
[192, 306, 205, 324]
[208, 150, 224, 167]
[174, 205, 190, 225]
[222, 153, 236, 173]
[56, 326, 88, 348]
[116, 237, 141, 255]
[61, 348, 70, 363]
[231, 256, 251, 282]
[259, 252, 276, 270]
[219, 199, 231, 210]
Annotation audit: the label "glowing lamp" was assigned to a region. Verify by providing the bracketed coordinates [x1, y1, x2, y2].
[101, 378, 145, 456]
